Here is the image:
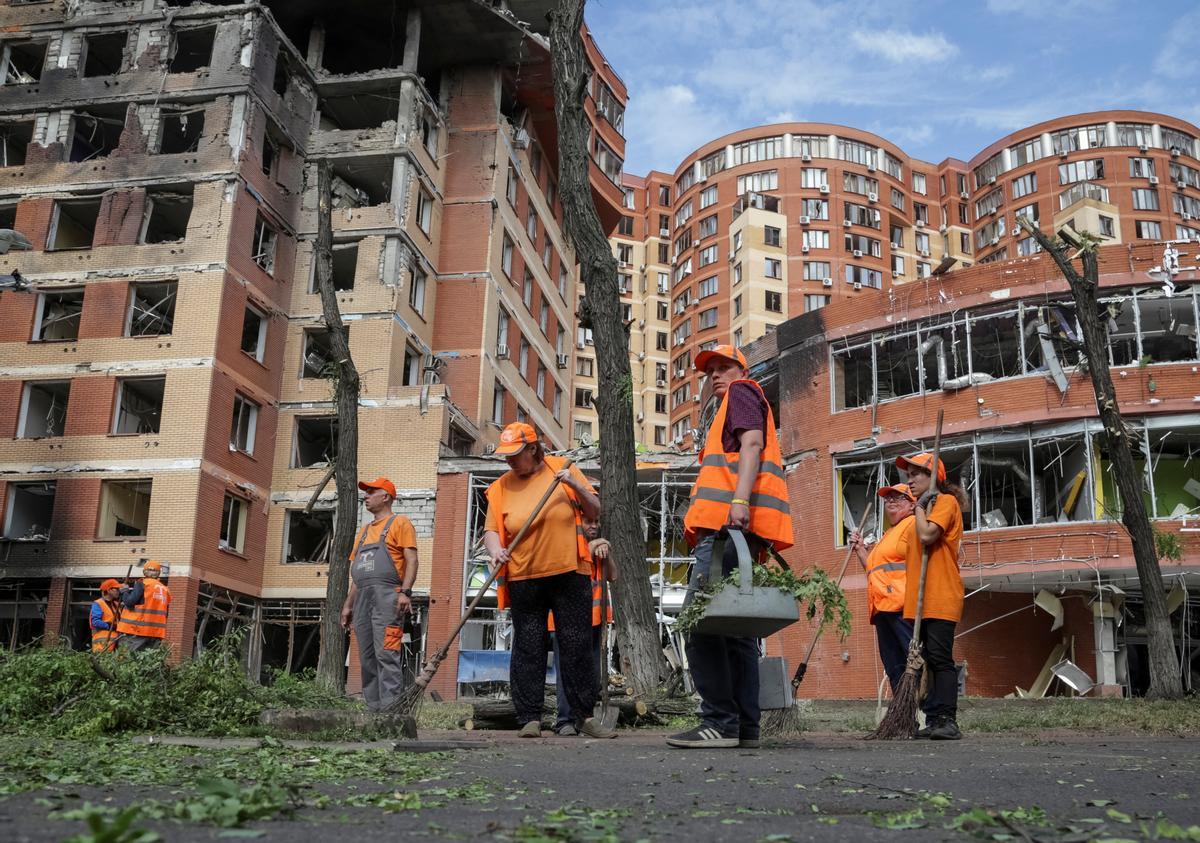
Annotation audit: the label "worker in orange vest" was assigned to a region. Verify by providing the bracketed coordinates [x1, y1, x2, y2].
[670, 345, 793, 749]
[116, 560, 172, 652]
[550, 511, 617, 735]
[90, 579, 123, 653]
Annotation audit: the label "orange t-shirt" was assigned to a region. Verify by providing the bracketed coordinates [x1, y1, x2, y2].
[902, 494, 964, 623]
[349, 515, 417, 582]
[484, 462, 594, 582]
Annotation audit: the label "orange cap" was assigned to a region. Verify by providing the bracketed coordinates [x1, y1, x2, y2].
[358, 477, 397, 498]
[877, 483, 917, 502]
[896, 453, 946, 483]
[694, 344, 748, 374]
[100, 579, 121, 592]
[495, 422, 538, 456]
[142, 560, 162, 574]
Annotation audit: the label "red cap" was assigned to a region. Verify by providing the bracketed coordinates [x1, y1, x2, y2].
[495, 422, 538, 456]
[358, 477, 397, 498]
[694, 344, 748, 374]
[100, 579, 121, 592]
[896, 453, 946, 483]
[877, 483, 917, 502]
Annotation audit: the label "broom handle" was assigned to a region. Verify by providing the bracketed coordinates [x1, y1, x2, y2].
[429, 459, 574, 662]
[799, 500, 875, 665]
[909, 410, 944, 646]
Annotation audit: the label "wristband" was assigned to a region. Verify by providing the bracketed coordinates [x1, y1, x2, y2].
[731, 498, 750, 506]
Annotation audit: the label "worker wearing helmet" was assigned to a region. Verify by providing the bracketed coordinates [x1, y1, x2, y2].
[90, 579, 123, 653]
[116, 560, 172, 652]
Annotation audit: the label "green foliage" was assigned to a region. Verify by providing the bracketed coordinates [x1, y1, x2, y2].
[62, 806, 161, 843]
[0, 634, 351, 738]
[169, 777, 299, 827]
[1154, 526, 1183, 561]
[675, 563, 852, 637]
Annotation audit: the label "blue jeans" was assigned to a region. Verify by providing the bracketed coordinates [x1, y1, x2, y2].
[552, 626, 602, 728]
[684, 531, 760, 739]
[874, 611, 913, 693]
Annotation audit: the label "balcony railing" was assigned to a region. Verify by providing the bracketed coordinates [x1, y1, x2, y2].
[1058, 181, 1110, 211]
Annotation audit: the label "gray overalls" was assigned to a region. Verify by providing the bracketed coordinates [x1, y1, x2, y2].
[351, 515, 407, 710]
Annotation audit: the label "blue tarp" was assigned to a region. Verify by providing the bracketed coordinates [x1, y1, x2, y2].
[455, 650, 557, 684]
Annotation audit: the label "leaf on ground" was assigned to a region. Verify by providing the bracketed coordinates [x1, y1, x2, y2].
[1088, 799, 1116, 807]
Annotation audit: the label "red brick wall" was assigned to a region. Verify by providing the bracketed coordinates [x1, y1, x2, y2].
[425, 472, 469, 699]
[62, 377, 116, 437]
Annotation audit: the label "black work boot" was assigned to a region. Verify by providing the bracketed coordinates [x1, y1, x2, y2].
[915, 715, 941, 739]
[929, 717, 962, 741]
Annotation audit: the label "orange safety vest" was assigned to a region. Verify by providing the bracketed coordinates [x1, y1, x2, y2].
[865, 517, 912, 622]
[116, 578, 172, 639]
[90, 599, 120, 653]
[683, 378, 793, 551]
[488, 454, 592, 611]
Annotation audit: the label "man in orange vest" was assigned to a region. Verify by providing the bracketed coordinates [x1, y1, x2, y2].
[850, 483, 919, 694]
[116, 560, 172, 652]
[90, 579, 123, 653]
[670, 345, 793, 749]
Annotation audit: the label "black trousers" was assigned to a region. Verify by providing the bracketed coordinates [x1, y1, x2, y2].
[508, 571, 596, 726]
[919, 618, 958, 719]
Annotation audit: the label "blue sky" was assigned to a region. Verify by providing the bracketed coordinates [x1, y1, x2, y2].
[585, 0, 1200, 177]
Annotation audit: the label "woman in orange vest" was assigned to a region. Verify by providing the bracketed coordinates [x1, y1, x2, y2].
[90, 579, 122, 653]
[116, 560, 172, 652]
[898, 452, 967, 741]
[670, 345, 793, 750]
[850, 483, 920, 694]
[483, 422, 616, 740]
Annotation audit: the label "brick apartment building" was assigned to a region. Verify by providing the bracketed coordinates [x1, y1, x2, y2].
[0, 0, 625, 679]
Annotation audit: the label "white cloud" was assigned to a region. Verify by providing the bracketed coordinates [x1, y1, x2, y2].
[1154, 8, 1200, 79]
[985, 0, 1110, 15]
[849, 29, 959, 63]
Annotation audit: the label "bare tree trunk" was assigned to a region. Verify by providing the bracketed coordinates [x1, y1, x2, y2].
[312, 161, 362, 692]
[1022, 222, 1182, 699]
[548, 0, 670, 695]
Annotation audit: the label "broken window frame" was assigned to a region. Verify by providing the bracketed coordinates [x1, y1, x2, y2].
[229, 393, 258, 455]
[241, 304, 267, 362]
[1136, 289, 1200, 365]
[1031, 426, 1095, 523]
[167, 25, 216, 74]
[32, 288, 84, 341]
[252, 214, 278, 276]
[47, 197, 102, 252]
[1143, 416, 1200, 519]
[81, 30, 128, 78]
[67, 107, 125, 162]
[156, 104, 206, 154]
[300, 329, 334, 379]
[322, 242, 358, 292]
[974, 427, 1035, 530]
[111, 376, 165, 435]
[283, 508, 333, 564]
[2, 481, 56, 540]
[125, 280, 178, 337]
[0, 40, 47, 85]
[291, 415, 338, 468]
[831, 286, 1200, 412]
[219, 492, 248, 554]
[17, 380, 70, 439]
[96, 478, 152, 540]
[409, 265, 427, 316]
[139, 188, 194, 244]
[0, 118, 33, 166]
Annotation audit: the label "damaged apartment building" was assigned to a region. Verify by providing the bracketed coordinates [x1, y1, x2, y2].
[0, 0, 628, 681]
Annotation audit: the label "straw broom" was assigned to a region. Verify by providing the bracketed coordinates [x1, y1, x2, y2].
[762, 502, 875, 737]
[388, 460, 573, 719]
[867, 410, 943, 740]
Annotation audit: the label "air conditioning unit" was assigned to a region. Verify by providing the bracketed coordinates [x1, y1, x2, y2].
[495, 344, 509, 359]
[891, 242, 901, 250]
[693, 395, 701, 403]
[959, 190, 969, 199]
[801, 244, 810, 253]
[891, 270, 900, 278]
[853, 281, 862, 290]
[674, 369, 685, 379]
[867, 164, 876, 172]
[484, 443, 497, 454]
[1139, 143, 1149, 152]
[1184, 213, 1194, 221]
[819, 184, 830, 194]
[656, 377, 667, 387]
[512, 128, 530, 149]
[853, 249, 863, 258]
[672, 435, 683, 446]
[991, 236, 1000, 245]
[1171, 147, 1181, 157]
[556, 353, 569, 368]
[916, 219, 926, 228]
[638, 319, 646, 328]
[660, 228, 670, 237]
[1177, 180, 1188, 190]
[842, 219, 852, 228]
[636, 413, 644, 422]
[799, 215, 811, 225]
[989, 207, 998, 216]
[576, 340, 585, 349]
[691, 299, 700, 307]
[801, 153, 812, 162]
[821, 278, 833, 288]
[917, 249, 928, 258]
[938, 224, 947, 234]
[1059, 150, 1068, 158]
[619, 260, 630, 268]
[868, 192, 878, 203]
